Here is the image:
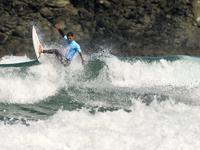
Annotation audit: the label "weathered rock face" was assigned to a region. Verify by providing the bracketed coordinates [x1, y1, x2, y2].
[0, 0, 200, 58]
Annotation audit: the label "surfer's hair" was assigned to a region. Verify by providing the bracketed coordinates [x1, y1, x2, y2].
[67, 32, 73, 37]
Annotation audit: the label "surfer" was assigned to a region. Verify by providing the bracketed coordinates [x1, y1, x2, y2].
[38, 24, 85, 67]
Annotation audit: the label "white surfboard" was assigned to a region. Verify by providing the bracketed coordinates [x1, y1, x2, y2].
[32, 26, 44, 62]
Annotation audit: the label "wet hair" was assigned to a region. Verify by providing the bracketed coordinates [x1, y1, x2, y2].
[67, 32, 73, 37]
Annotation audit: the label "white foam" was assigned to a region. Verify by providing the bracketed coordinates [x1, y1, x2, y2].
[0, 100, 200, 150]
[106, 57, 200, 87]
[106, 57, 200, 104]
[0, 55, 85, 104]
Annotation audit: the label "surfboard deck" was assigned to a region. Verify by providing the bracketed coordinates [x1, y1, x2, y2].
[32, 26, 44, 62]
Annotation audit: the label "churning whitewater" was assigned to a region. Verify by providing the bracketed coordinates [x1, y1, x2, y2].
[1, 53, 200, 150]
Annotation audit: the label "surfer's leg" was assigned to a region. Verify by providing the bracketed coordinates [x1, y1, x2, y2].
[43, 49, 71, 66]
[38, 45, 70, 66]
[43, 49, 59, 54]
[43, 49, 63, 59]
[62, 58, 71, 67]
[53, 51, 71, 66]
[39, 45, 60, 55]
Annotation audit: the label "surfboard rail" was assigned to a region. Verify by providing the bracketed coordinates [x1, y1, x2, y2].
[0, 59, 39, 67]
[32, 26, 44, 62]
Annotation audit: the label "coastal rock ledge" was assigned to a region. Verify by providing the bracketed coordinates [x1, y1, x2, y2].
[1, 0, 200, 58]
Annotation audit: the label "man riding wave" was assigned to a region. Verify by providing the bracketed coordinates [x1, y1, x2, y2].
[39, 24, 85, 66]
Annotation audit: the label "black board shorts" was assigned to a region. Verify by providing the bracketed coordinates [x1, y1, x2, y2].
[43, 49, 71, 67]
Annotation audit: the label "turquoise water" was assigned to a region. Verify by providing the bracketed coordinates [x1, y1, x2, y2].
[1, 54, 200, 149]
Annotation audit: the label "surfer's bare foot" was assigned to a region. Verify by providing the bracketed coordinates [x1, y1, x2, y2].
[38, 45, 43, 53]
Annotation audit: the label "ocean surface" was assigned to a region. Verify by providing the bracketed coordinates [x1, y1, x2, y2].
[0, 53, 200, 150]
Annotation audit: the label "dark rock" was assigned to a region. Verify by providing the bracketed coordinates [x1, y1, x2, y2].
[39, 7, 54, 19]
[0, 33, 8, 44]
[1, 0, 200, 58]
[12, 26, 25, 38]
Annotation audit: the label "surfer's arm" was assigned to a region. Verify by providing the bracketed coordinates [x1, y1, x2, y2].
[58, 29, 65, 37]
[55, 24, 65, 37]
[79, 52, 85, 66]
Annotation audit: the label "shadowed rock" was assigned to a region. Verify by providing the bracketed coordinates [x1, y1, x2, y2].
[0, 0, 200, 59]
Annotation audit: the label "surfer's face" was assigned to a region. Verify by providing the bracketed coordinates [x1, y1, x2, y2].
[67, 36, 74, 42]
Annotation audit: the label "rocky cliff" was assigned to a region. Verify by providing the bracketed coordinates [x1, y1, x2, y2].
[1, 0, 200, 59]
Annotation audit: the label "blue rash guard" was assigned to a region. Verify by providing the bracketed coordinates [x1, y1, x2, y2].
[63, 36, 81, 61]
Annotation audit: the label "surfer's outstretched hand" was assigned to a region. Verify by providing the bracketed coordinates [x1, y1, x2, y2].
[55, 24, 60, 30]
[82, 60, 85, 66]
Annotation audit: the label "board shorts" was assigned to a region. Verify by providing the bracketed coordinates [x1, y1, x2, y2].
[43, 49, 71, 67]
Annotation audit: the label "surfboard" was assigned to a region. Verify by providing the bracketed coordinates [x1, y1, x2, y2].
[0, 60, 39, 67]
[32, 26, 44, 62]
